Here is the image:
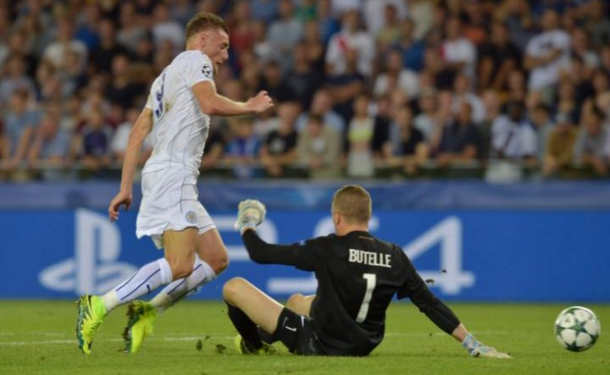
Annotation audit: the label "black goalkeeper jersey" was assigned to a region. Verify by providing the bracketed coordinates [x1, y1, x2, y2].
[242, 229, 459, 356]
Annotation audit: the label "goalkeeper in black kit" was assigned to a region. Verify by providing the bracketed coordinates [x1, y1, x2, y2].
[223, 185, 510, 358]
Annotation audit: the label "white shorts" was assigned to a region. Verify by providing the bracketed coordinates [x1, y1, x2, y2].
[136, 168, 215, 249]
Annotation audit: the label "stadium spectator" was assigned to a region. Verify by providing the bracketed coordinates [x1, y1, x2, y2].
[373, 49, 419, 100]
[117, 2, 148, 54]
[370, 95, 392, 159]
[408, 0, 434, 40]
[0, 30, 37, 78]
[315, 0, 341, 44]
[543, 113, 578, 177]
[586, 0, 610, 49]
[0, 55, 37, 104]
[260, 102, 300, 177]
[530, 103, 555, 163]
[301, 20, 326, 76]
[296, 113, 342, 179]
[345, 95, 375, 177]
[110, 107, 152, 166]
[90, 19, 129, 75]
[414, 88, 438, 142]
[490, 100, 537, 161]
[1, 0, 609, 181]
[228, 1, 255, 60]
[250, 20, 273, 65]
[375, 4, 402, 53]
[477, 21, 522, 92]
[201, 128, 228, 171]
[451, 73, 485, 124]
[326, 49, 365, 123]
[325, 10, 375, 77]
[74, 2, 102, 52]
[42, 18, 88, 74]
[441, 17, 477, 85]
[151, 3, 184, 55]
[267, 0, 303, 69]
[362, 0, 407, 36]
[501, 0, 536, 52]
[284, 41, 324, 111]
[225, 117, 262, 179]
[79, 109, 113, 172]
[384, 105, 427, 176]
[1, 89, 39, 171]
[437, 101, 482, 166]
[461, 0, 487, 46]
[524, 9, 571, 94]
[295, 0, 316, 22]
[250, 0, 279, 23]
[479, 89, 502, 159]
[259, 60, 295, 104]
[295, 89, 345, 135]
[27, 105, 73, 179]
[574, 107, 610, 176]
[104, 54, 144, 110]
[571, 28, 599, 69]
[393, 18, 425, 73]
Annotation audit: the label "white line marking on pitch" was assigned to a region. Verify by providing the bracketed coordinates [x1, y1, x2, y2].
[0, 331, 510, 346]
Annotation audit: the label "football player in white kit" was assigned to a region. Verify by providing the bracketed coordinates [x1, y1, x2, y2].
[75, 12, 273, 355]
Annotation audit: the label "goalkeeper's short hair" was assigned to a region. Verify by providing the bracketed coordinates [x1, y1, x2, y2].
[331, 185, 372, 225]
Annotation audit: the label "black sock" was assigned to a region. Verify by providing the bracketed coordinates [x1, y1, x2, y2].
[257, 326, 278, 344]
[226, 302, 262, 350]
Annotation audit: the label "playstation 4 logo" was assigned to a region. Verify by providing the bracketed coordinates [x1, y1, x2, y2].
[39, 209, 137, 295]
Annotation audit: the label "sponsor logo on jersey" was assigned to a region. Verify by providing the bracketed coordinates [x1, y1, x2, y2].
[185, 210, 198, 224]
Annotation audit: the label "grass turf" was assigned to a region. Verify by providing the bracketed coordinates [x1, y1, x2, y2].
[0, 301, 607, 375]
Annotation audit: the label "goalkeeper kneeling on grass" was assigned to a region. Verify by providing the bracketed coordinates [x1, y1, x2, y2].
[224, 185, 511, 358]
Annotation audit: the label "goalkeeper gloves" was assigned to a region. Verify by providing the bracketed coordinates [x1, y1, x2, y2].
[234, 199, 266, 234]
[462, 334, 512, 359]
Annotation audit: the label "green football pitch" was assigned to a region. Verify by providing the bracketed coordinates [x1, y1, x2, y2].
[0, 301, 607, 375]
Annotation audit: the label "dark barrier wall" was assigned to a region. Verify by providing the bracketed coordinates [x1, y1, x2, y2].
[2, 206, 609, 302]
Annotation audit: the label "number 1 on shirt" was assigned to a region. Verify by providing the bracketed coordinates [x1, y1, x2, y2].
[356, 273, 376, 323]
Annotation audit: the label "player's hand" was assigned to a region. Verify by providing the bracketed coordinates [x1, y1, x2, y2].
[462, 333, 511, 359]
[470, 345, 512, 359]
[108, 190, 132, 222]
[234, 199, 266, 233]
[246, 91, 274, 114]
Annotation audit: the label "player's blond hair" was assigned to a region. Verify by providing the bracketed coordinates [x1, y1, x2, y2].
[332, 185, 372, 225]
[185, 12, 228, 40]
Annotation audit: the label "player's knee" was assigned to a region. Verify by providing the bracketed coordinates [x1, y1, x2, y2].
[286, 293, 304, 310]
[222, 277, 247, 301]
[208, 251, 229, 275]
[168, 259, 194, 280]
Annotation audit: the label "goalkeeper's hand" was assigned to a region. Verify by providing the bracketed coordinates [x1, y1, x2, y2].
[234, 199, 266, 234]
[462, 334, 512, 359]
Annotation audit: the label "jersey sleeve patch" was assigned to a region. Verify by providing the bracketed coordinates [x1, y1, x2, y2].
[185, 52, 214, 87]
[202, 64, 213, 79]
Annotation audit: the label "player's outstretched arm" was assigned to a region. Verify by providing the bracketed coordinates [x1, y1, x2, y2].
[193, 81, 273, 116]
[108, 108, 153, 222]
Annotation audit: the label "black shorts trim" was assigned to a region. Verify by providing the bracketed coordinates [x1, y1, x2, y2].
[275, 308, 323, 355]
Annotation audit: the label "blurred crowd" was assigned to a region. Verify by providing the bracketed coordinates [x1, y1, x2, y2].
[1, 0, 610, 181]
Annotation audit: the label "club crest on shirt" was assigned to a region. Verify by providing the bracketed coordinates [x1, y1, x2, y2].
[185, 210, 198, 224]
[202, 65, 212, 78]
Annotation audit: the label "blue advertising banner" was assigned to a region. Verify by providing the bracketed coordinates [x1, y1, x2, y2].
[1, 209, 609, 302]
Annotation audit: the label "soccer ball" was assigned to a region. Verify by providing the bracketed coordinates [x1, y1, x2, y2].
[554, 306, 601, 352]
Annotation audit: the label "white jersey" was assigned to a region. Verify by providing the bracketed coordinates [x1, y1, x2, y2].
[143, 50, 214, 175]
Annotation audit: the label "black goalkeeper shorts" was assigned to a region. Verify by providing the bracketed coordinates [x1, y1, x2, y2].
[275, 308, 323, 355]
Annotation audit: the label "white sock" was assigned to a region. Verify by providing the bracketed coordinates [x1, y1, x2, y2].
[102, 258, 173, 313]
[151, 256, 216, 313]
